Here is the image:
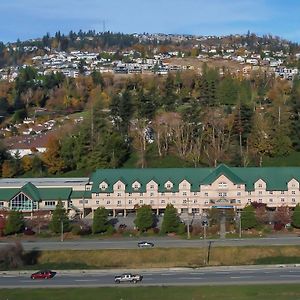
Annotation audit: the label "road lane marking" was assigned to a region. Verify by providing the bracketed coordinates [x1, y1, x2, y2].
[75, 279, 98, 282]
[178, 277, 203, 280]
[230, 276, 254, 279]
[280, 275, 300, 278]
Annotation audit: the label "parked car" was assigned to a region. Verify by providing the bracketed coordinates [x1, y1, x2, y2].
[30, 270, 56, 280]
[138, 241, 154, 248]
[114, 273, 143, 284]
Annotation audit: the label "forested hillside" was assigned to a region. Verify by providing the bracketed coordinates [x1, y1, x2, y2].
[1, 60, 300, 177]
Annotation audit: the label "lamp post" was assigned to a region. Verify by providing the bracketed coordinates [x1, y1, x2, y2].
[187, 198, 190, 239]
[238, 211, 242, 238]
[60, 218, 64, 242]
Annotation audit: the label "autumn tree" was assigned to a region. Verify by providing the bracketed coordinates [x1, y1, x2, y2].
[255, 205, 269, 225]
[273, 206, 291, 227]
[42, 136, 65, 174]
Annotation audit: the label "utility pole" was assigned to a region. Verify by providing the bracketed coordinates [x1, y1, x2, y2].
[187, 198, 190, 239]
[239, 211, 242, 238]
[60, 219, 64, 242]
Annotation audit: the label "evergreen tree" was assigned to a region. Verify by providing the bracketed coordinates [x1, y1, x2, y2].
[92, 207, 110, 234]
[49, 200, 70, 233]
[292, 204, 300, 228]
[4, 211, 25, 235]
[161, 204, 181, 234]
[241, 205, 258, 230]
[134, 205, 154, 232]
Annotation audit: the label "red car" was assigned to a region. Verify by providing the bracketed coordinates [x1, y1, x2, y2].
[30, 270, 56, 280]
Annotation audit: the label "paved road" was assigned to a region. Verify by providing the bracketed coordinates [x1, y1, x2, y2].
[0, 237, 299, 251]
[1, 266, 300, 288]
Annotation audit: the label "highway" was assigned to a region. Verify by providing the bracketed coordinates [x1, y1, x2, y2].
[1, 266, 300, 288]
[0, 237, 299, 251]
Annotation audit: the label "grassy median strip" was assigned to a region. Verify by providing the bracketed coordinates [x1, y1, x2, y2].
[21, 245, 300, 269]
[2, 285, 300, 300]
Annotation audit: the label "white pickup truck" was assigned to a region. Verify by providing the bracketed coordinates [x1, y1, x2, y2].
[114, 273, 143, 284]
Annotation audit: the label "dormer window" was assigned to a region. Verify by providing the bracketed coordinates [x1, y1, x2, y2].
[165, 181, 173, 190]
[218, 182, 227, 189]
[132, 181, 141, 190]
[99, 181, 108, 191]
[258, 184, 262, 188]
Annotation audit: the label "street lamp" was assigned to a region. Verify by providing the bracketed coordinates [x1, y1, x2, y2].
[237, 211, 242, 238]
[187, 198, 190, 239]
[60, 218, 64, 242]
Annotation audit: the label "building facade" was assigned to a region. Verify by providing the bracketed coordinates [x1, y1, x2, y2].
[0, 164, 300, 218]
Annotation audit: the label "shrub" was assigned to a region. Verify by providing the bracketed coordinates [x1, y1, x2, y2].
[0, 242, 24, 270]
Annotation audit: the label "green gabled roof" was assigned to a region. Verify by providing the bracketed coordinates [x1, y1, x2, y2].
[39, 188, 72, 200]
[70, 190, 92, 199]
[89, 165, 300, 194]
[21, 182, 41, 201]
[0, 188, 19, 201]
[231, 167, 300, 191]
[91, 168, 213, 193]
[201, 164, 245, 185]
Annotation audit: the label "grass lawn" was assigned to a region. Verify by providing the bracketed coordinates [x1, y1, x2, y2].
[1, 285, 300, 300]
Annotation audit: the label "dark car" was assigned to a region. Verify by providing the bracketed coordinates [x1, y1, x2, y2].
[138, 241, 154, 248]
[31, 270, 56, 280]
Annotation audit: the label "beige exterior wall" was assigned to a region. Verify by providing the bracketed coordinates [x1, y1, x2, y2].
[81, 174, 300, 216]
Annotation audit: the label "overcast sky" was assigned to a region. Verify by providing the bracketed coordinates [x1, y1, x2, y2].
[1, 0, 300, 43]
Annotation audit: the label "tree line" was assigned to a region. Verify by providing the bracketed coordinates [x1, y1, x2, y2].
[1, 65, 300, 176]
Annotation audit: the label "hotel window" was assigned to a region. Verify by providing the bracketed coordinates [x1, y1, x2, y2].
[248, 192, 252, 195]
[248, 199, 251, 203]
[237, 185, 241, 189]
[194, 192, 197, 196]
[140, 193, 143, 196]
[237, 192, 241, 196]
[101, 185, 106, 190]
[205, 192, 209, 197]
[161, 192, 165, 196]
[128, 193, 132, 196]
[292, 198, 296, 202]
[134, 184, 139, 190]
[281, 191, 285, 194]
[219, 192, 227, 197]
[281, 198, 285, 202]
[106, 193, 110, 197]
[150, 184, 154, 189]
[150, 192, 154, 197]
[183, 199, 187, 204]
[150, 200, 154, 204]
[45, 201, 55, 207]
[117, 193, 121, 197]
[117, 185, 121, 189]
[96, 193, 99, 197]
[117, 200, 121, 205]
[128, 200, 132, 204]
[292, 191, 296, 195]
[193, 199, 197, 204]
[269, 191, 273, 195]
[107, 200, 110, 204]
[0, 201, 3, 207]
[269, 199, 273, 202]
[172, 199, 176, 204]
[96, 200, 99, 205]
[183, 192, 187, 196]
[218, 182, 227, 189]
[205, 201, 209, 204]
[161, 200, 165, 204]
[237, 200, 241, 203]
[259, 199, 262, 203]
[140, 200, 143, 204]
[259, 191, 262, 195]
[258, 184, 262, 188]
